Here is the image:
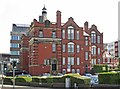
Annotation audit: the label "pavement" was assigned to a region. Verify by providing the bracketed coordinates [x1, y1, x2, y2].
[0, 85, 56, 89]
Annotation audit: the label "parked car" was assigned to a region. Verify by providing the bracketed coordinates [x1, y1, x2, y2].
[85, 73, 92, 77]
[16, 74, 32, 78]
[39, 73, 51, 77]
[57, 73, 63, 76]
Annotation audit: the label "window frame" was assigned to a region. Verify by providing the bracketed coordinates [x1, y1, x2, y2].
[52, 43, 56, 52]
[68, 42, 74, 53]
[76, 31, 80, 40]
[68, 26, 74, 40]
[91, 31, 96, 43]
[39, 30, 43, 37]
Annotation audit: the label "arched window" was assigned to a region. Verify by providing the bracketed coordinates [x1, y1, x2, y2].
[68, 42, 74, 53]
[91, 46, 96, 55]
[91, 31, 96, 43]
[68, 26, 74, 40]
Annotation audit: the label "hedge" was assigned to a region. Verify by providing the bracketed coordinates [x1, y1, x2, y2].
[3, 77, 13, 85]
[32, 73, 90, 87]
[52, 76, 64, 83]
[32, 76, 64, 85]
[63, 73, 90, 87]
[99, 72, 120, 84]
[15, 77, 32, 83]
[94, 64, 108, 73]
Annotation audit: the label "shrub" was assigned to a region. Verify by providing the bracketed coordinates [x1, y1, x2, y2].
[15, 77, 32, 83]
[63, 73, 90, 87]
[99, 72, 120, 84]
[32, 77, 40, 83]
[40, 77, 47, 83]
[94, 64, 108, 73]
[52, 76, 64, 83]
[15, 78, 26, 83]
[31, 73, 90, 87]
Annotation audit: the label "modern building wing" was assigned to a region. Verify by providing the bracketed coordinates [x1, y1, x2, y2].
[10, 24, 30, 67]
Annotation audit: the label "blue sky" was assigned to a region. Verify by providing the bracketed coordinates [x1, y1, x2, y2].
[0, 0, 119, 53]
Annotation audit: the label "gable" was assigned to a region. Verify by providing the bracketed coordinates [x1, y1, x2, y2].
[62, 17, 82, 30]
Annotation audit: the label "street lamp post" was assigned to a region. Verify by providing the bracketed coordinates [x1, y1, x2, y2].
[13, 60, 15, 89]
[1, 59, 4, 88]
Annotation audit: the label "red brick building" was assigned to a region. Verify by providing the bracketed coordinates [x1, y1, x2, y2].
[20, 6, 103, 75]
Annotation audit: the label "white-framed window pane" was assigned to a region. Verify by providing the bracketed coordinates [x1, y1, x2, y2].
[68, 57, 74, 65]
[77, 69, 80, 73]
[97, 36, 100, 43]
[76, 31, 79, 40]
[77, 45, 80, 53]
[77, 57, 80, 65]
[68, 26, 74, 40]
[85, 52, 88, 60]
[94, 59, 96, 64]
[39, 31, 43, 37]
[62, 69, 66, 74]
[68, 43, 74, 53]
[52, 43, 56, 52]
[71, 57, 74, 65]
[68, 57, 71, 65]
[92, 59, 96, 65]
[92, 46, 96, 55]
[108, 58, 110, 63]
[44, 60, 47, 65]
[98, 59, 100, 64]
[63, 44, 65, 52]
[62, 29, 65, 39]
[52, 31, 56, 38]
[62, 57, 65, 65]
[71, 29, 74, 39]
[85, 37, 88, 46]
[47, 60, 49, 65]
[71, 45, 74, 53]
[91, 31, 96, 43]
[98, 48, 100, 54]
[103, 58, 105, 63]
[68, 29, 71, 39]
[72, 69, 75, 73]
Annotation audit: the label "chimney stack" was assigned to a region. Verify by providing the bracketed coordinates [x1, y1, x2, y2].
[56, 10, 61, 28]
[84, 21, 88, 30]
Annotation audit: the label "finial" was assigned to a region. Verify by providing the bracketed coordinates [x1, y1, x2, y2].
[42, 4, 47, 10]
